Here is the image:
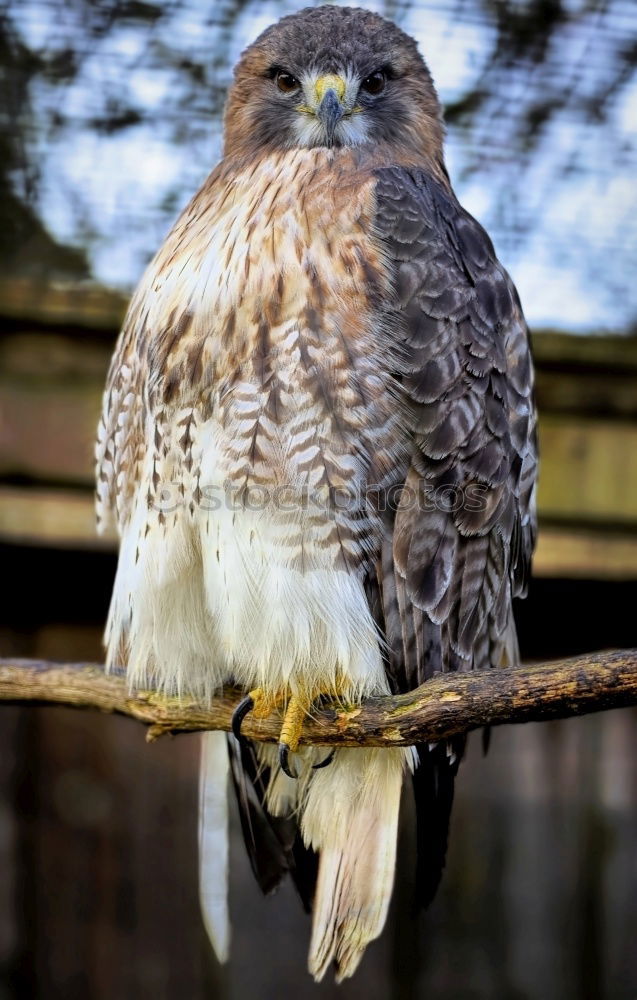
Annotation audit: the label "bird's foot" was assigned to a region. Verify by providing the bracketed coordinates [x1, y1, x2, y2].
[231, 682, 345, 778]
[278, 693, 308, 778]
[278, 681, 348, 777]
[231, 686, 284, 740]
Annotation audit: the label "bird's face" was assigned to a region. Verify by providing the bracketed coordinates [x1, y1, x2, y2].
[266, 65, 385, 150]
[224, 6, 444, 162]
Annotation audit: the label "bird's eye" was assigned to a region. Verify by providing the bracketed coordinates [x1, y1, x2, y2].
[361, 70, 386, 95]
[275, 71, 301, 93]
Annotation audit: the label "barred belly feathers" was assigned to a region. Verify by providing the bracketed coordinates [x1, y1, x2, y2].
[96, 5, 537, 982]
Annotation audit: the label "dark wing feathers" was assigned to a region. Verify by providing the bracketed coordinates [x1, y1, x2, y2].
[374, 165, 537, 682]
[373, 166, 537, 909]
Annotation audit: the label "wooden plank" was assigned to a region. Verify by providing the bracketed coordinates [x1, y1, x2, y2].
[530, 331, 637, 417]
[0, 332, 113, 378]
[0, 278, 127, 331]
[535, 369, 637, 419]
[0, 487, 115, 549]
[0, 381, 103, 484]
[0, 334, 109, 484]
[534, 526, 637, 580]
[531, 330, 637, 371]
[537, 416, 637, 526]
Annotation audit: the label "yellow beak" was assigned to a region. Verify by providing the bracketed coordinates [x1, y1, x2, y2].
[314, 74, 346, 104]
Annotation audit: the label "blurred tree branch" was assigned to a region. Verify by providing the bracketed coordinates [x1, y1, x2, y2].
[0, 650, 634, 746]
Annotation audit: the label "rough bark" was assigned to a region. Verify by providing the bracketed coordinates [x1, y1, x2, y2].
[0, 650, 635, 746]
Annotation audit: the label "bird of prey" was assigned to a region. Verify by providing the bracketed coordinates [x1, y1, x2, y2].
[96, 4, 537, 982]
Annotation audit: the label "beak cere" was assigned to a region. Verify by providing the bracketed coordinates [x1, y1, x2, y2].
[314, 74, 346, 146]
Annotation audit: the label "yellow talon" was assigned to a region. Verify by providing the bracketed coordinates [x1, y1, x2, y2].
[249, 687, 284, 720]
[279, 695, 308, 754]
[277, 679, 349, 778]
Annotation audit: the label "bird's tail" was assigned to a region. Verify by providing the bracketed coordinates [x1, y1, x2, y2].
[300, 747, 410, 982]
[198, 730, 230, 963]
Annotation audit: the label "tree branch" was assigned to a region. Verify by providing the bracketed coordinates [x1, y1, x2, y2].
[0, 650, 635, 746]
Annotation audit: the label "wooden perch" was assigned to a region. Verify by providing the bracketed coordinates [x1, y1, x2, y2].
[0, 650, 635, 746]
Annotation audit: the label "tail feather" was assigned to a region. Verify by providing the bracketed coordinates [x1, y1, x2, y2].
[302, 748, 409, 982]
[227, 734, 293, 895]
[228, 736, 319, 905]
[412, 739, 463, 910]
[199, 731, 230, 962]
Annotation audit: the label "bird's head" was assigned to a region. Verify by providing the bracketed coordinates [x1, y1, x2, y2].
[223, 5, 444, 163]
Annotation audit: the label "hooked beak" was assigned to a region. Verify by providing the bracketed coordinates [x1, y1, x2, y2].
[314, 74, 346, 146]
[317, 89, 344, 145]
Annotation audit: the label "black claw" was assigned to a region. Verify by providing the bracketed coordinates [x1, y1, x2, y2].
[312, 749, 336, 770]
[278, 743, 298, 779]
[232, 694, 254, 741]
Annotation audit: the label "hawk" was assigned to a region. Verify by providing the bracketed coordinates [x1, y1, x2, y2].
[96, 5, 537, 982]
